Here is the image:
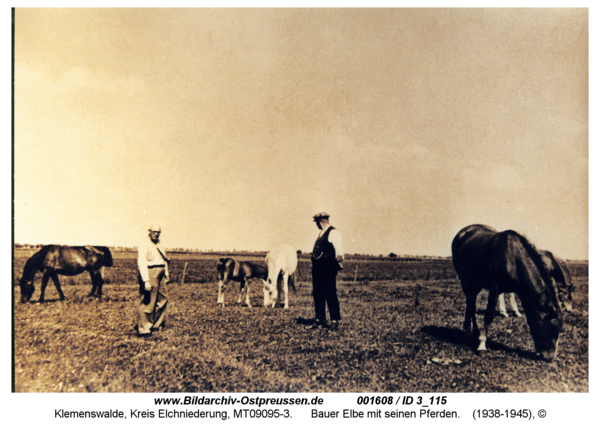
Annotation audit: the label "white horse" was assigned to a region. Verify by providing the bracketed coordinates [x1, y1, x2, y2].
[262, 244, 298, 309]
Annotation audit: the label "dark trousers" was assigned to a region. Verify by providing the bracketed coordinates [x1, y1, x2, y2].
[312, 262, 341, 322]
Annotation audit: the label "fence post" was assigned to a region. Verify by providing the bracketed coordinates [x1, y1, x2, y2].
[181, 262, 188, 285]
[354, 265, 358, 283]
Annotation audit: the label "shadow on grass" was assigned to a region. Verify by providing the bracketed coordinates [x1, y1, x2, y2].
[421, 325, 540, 361]
[30, 298, 63, 304]
[296, 316, 316, 326]
[421, 325, 472, 347]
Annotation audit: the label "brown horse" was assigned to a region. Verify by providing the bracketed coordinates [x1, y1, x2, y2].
[216, 258, 268, 307]
[452, 224, 571, 361]
[18, 245, 114, 303]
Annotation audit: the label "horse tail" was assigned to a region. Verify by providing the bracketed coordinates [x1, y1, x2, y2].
[99, 246, 114, 267]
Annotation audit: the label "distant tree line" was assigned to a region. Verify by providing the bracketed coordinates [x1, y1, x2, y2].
[14, 243, 44, 249]
[13, 243, 449, 261]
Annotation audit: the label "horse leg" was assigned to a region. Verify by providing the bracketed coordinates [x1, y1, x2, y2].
[217, 275, 227, 307]
[478, 289, 500, 352]
[282, 272, 289, 309]
[89, 271, 97, 297]
[97, 274, 104, 298]
[90, 271, 104, 298]
[47, 271, 65, 301]
[463, 288, 478, 335]
[89, 277, 97, 297]
[508, 292, 522, 317]
[237, 279, 244, 305]
[97, 267, 105, 297]
[497, 293, 509, 317]
[271, 275, 281, 308]
[40, 271, 50, 303]
[242, 279, 252, 307]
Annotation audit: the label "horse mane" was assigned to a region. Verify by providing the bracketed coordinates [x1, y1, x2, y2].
[21, 245, 52, 282]
[506, 231, 559, 300]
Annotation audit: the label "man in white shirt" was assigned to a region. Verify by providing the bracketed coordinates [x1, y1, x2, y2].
[136, 223, 170, 337]
[309, 212, 344, 330]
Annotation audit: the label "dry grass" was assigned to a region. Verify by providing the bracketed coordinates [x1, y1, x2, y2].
[13, 258, 588, 393]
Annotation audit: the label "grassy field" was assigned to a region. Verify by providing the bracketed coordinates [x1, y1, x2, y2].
[13, 255, 588, 393]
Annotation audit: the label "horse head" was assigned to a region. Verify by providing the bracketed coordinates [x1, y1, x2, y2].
[18, 278, 35, 303]
[526, 304, 563, 361]
[521, 245, 565, 362]
[18, 249, 45, 303]
[216, 258, 234, 281]
[262, 276, 279, 308]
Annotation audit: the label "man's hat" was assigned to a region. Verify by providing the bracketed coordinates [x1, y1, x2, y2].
[313, 212, 330, 221]
[149, 223, 162, 232]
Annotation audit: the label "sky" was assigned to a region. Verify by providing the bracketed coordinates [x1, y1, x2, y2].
[12, 8, 589, 259]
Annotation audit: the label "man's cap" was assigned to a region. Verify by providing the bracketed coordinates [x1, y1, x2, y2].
[149, 223, 162, 232]
[313, 212, 330, 221]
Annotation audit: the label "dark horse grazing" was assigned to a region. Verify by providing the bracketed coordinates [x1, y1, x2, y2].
[18, 245, 114, 303]
[452, 224, 573, 361]
[216, 258, 268, 307]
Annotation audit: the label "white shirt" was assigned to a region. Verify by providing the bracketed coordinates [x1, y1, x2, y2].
[137, 236, 169, 282]
[318, 225, 344, 260]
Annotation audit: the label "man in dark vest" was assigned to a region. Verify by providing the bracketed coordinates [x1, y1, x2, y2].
[308, 212, 344, 330]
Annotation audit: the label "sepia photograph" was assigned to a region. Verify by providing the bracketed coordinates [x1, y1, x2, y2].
[9, 4, 590, 413]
